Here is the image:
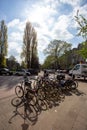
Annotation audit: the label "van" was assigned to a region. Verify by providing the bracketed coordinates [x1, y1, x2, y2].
[69, 64, 87, 80]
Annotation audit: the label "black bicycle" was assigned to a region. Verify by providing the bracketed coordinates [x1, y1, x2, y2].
[14, 75, 47, 111]
[56, 74, 78, 90]
[11, 95, 37, 122]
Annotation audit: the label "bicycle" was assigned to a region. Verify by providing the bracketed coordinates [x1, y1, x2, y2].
[56, 74, 78, 90]
[11, 96, 37, 122]
[15, 75, 47, 111]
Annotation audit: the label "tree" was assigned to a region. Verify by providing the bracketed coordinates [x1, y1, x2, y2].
[21, 22, 32, 68]
[7, 55, 21, 70]
[78, 41, 87, 60]
[44, 40, 71, 69]
[21, 21, 39, 69]
[21, 60, 27, 68]
[30, 28, 39, 69]
[42, 55, 55, 69]
[0, 30, 2, 45]
[75, 11, 87, 60]
[0, 20, 8, 67]
[75, 10, 87, 40]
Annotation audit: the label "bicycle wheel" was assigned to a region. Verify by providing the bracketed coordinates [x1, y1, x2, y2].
[70, 81, 77, 89]
[11, 97, 22, 107]
[37, 88, 45, 100]
[25, 104, 37, 121]
[15, 85, 24, 98]
[74, 80, 78, 88]
[57, 87, 65, 99]
[37, 99, 47, 111]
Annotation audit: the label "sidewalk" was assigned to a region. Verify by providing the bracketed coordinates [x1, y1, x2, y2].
[0, 80, 87, 130]
[0, 85, 15, 100]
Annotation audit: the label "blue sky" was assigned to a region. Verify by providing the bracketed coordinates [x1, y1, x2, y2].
[0, 0, 87, 64]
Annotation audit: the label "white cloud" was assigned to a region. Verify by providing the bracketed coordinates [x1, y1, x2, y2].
[37, 36, 50, 51]
[68, 3, 87, 30]
[7, 19, 25, 63]
[51, 14, 74, 41]
[56, 15, 70, 30]
[24, 4, 57, 26]
[8, 41, 22, 53]
[60, 0, 82, 6]
[7, 19, 20, 28]
[9, 32, 23, 42]
[73, 4, 87, 18]
[7, 18, 26, 31]
[7, 0, 87, 64]
[8, 41, 22, 63]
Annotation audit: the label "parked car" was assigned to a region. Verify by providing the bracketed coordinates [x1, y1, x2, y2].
[0, 68, 13, 75]
[14, 69, 31, 76]
[45, 69, 55, 73]
[57, 69, 67, 73]
[27, 69, 39, 75]
[69, 63, 87, 80]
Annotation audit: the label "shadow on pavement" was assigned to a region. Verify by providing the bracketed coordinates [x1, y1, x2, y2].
[0, 76, 23, 90]
[8, 110, 38, 130]
[21, 121, 29, 130]
[9, 93, 63, 127]
[76, 78, 87, 83]
[70, 88, 86, 96]
[62, 90, 73, 96]
[8, 76, 86, 129]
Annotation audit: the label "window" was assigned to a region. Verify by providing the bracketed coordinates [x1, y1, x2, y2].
[73, 65, 80, 70]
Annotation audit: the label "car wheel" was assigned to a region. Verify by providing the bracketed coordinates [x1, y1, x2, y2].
[7, 73, 9, 76]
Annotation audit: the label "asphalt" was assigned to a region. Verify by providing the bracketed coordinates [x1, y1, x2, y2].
[0, 78, 87, 130]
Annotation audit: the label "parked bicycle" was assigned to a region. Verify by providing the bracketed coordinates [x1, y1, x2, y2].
[11, 72, 79, 122]
[12, 75, 47, 115]
[11, 96, 37, 121]
[56, 73, 78, 90]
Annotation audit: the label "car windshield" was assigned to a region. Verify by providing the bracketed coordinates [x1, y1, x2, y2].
[83, 65, 87, 68]
[3, 68, 9, 71]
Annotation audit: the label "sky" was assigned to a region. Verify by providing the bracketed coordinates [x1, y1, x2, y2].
[0, 0, 87, 64]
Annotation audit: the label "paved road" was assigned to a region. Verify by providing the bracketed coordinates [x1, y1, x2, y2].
[0, 76, 23, 99]
[0, 75, 36, 99]
[0, 76, 87, 130]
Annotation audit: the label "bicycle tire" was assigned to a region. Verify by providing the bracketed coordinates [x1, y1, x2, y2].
[15, 85, 24, 98]
[57, 87, 65, 99]
[37, 99, 47, 111]
[74, 80, 78, 88]
[37, 88, 45, 100]
[25, 104, 37, 121]
[70, 81, 77, 89]
[11, 97, 23, 107]
[26, 90, 37, 106]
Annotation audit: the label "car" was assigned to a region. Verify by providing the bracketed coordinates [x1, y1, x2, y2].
[14, 69, 31, 76]
[57, 69, 67, 73]
[69, 63, 87, 79]
[27, 69, 39, 75]
[0, 68, 13, 75]
[43, 69, 55, 74]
